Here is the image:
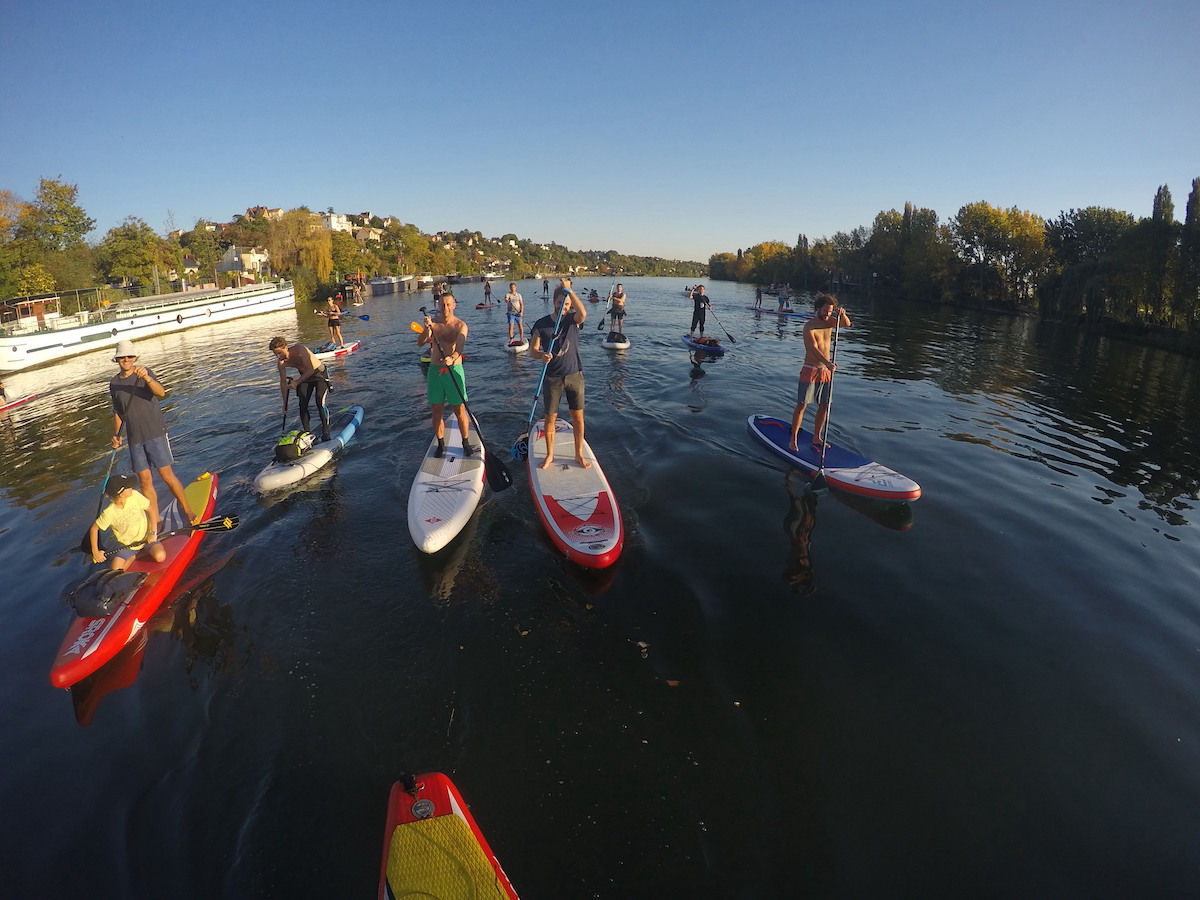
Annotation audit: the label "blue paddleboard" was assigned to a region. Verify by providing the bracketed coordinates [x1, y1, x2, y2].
[747, 414, 921, 501]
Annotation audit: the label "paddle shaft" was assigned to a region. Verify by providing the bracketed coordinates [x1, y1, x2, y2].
[99, 514, 240, 559]
[705, 302, 737, 343]
[814, 320, 840, 485]
[517, 292, 571, 456]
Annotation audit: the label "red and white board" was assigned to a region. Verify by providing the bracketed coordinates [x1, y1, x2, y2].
[748, 414, 922, 501]
[527, 418, 622, 568]
[378, 772, 518, 899]
[50, 473, 219, 688]
[312, 339, 360, 361]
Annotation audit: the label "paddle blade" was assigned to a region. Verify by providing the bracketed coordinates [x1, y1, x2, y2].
[483, 450, 514, 492]
[194, 514, 240, 532]
[511, 433, 529, 461]
[409, 321, 424, 333]
[356, 314, 370, 321]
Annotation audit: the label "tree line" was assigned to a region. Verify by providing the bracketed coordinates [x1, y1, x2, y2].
[0, 179, 706, 306]
[709, 179, 1200, 336]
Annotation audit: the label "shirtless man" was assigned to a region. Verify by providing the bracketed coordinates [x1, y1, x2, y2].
[610, 283, 628, 330]
[417, 292, 474, 458]
[789, 293, 852, 452]
[269, 337, 331, 441]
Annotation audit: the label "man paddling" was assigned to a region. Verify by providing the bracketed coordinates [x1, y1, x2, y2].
[529, 278, 590, 469]
[417, 292, 474, 458]
[610, 283, 628, 331]
[504, 282, 524, 342]
[108, 340, 200, 524]
[688, 285, 710, 340]
[268, 337, 332, 442]
[789, 293, 852, 452]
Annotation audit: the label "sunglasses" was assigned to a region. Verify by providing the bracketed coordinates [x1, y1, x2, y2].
[116, 355, 136, 360]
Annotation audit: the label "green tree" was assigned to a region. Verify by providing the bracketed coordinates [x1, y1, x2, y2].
[96, 217, 166, 287]
[17, 178, 95, 252]
[1145, 184, 1178, 324]
[180, 222, 223, 283]
[1177, 178, 1200, 328]
[330, 231, 361, 277]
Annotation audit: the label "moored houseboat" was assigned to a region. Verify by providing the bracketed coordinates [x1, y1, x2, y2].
[0, 280, 295, 373]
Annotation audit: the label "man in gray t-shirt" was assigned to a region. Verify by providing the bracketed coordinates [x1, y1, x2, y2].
[109, 339, 199, 524]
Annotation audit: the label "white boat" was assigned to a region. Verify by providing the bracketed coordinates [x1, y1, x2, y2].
[0, 281, 295, 374]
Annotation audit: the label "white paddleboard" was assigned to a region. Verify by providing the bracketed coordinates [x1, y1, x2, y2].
[408, 416, 486, 553]
[505, 336, 529, 353]
[527, 418, 623, 568]
[253, 406, 364, 493]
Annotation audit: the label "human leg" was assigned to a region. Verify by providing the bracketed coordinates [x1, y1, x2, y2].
[314, 371, 331, 439]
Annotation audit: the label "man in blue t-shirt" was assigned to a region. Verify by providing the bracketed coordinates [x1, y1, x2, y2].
[529, 277, 590, 469]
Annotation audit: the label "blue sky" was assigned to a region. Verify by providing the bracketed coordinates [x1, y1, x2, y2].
[3, 0, 1197, 262]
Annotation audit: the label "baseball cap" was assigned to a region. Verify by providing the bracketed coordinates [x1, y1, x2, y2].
[104, 474, 138, 498]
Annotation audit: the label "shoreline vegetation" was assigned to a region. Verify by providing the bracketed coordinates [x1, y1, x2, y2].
[1, 178, 707, 316]
[709, 178, 1200, 357]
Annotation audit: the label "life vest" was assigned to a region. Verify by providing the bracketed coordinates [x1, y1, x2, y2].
[276, 429, 316, 462]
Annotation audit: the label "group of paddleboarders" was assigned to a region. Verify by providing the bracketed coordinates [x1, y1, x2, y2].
[415, 277, 593, 469]
[89, 339, 205, 570]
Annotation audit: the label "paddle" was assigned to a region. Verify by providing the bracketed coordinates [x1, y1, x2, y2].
[512, 290, 570, 461]
[79, 448, 120, 552]
[597, 278, 616, 330]
[811, 320, 840, 493]
[94, 514, 241, 560]
[705, 302, 737, 344]
[317, 310, 369, 321]
[417, 310, 513, 492]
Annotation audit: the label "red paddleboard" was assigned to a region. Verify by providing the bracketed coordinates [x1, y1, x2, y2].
[312, 340, 360, 361]
[527, 418, 623, 568]
[378, 772, 518, 899]
[49, 473, 218, 688]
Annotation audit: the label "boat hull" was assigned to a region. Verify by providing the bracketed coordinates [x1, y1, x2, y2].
[1, 282, 295, 373]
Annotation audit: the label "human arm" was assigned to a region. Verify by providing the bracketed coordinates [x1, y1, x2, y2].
[89, 522, 105, 564]
[134, 366, 166, 399]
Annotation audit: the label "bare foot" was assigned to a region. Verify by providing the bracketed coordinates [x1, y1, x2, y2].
[538, 455, 555, 469]
[788, 441, 799, 452]
[188, 509, 202, 525]
[576, 456, 592, 469]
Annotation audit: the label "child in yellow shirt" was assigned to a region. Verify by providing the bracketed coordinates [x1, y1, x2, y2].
[88, 474, 166, 571]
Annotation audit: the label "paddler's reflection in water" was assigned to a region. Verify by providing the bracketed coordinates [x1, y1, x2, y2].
[783, 470, 818, 595]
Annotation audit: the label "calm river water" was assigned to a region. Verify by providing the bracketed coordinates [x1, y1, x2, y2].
[1, 277, 1198, 898]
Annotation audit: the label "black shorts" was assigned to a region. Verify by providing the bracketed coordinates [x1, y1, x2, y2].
[543, 371, 585, 413]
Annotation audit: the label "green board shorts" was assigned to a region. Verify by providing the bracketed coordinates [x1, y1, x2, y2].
[427, 363, 467, 404]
